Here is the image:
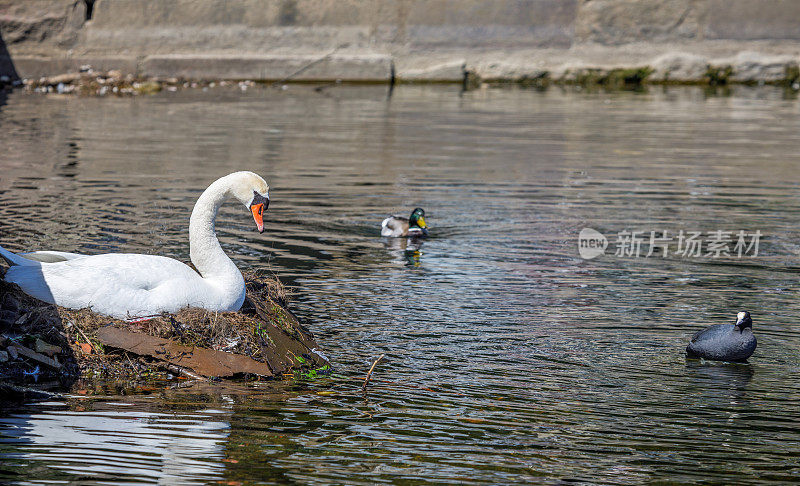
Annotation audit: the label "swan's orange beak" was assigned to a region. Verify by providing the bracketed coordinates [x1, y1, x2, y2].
[250, 202, 266, 233]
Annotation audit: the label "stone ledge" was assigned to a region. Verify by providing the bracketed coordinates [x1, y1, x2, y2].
[395, 58, 466, 82]
[3, 46, 800, 87]
[140, 54, 393, 82]
[10, 56, 139, 80]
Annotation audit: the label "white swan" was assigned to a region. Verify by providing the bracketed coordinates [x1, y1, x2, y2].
[0, 171, 270, 319]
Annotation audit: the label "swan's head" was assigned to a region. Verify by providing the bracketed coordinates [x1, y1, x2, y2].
[734, 311, 752, 332]
[227, 171, 270, 233]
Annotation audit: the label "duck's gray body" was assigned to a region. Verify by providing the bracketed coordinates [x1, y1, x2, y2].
[380, 208, 428, 238]
[381, 216, 416, 237]
[686, 324, 756, 362]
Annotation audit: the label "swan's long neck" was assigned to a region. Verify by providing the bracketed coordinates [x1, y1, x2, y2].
[188, 177, 243, 287]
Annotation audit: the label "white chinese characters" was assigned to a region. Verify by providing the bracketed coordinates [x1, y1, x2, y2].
[580, 229, 761, 259]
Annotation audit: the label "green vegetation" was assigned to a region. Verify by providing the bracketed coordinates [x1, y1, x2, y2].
[784, 64, 800, 86]
[704, 65, 733, 86]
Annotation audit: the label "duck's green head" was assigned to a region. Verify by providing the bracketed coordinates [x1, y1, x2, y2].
[734, 311, 752, 332]
[409, 208, 428, 234]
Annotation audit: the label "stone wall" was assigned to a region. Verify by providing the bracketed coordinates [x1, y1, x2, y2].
[1, 0, 799, 83]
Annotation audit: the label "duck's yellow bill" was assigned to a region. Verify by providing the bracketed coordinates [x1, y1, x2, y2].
[417, 216, 427, 228]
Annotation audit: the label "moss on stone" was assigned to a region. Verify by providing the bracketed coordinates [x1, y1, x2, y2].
[705, 65, 733, 86]
[607, 67, 653, 86]
[565, 67, 653, 89]
[518, 72, 550, 90]
[462, 70, 482, 91]
[783, 63, 800, 87]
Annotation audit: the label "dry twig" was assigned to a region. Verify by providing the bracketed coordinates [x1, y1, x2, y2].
[361, 354, 385, 392]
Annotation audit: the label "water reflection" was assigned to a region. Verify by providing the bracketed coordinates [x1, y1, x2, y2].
[382, 236, 425, 266]
[685, 361, 754, 403]
[0, 400, 229, 484]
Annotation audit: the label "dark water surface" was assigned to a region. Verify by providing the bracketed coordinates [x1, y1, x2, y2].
[1, 85, 800, 484]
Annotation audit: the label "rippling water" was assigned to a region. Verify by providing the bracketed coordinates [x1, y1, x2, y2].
[1, 85, 800, 484]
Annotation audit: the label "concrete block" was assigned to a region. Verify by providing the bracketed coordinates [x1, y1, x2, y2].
[705, 0, 800, 41]
[575, 0, 702, 44]
[0, 0, 85, 48]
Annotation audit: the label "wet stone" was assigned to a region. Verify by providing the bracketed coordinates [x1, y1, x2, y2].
[9, 344, 61, 369]
[34, 338, 61, 357]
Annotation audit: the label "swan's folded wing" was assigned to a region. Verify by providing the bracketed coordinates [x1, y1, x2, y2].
[20, 251, 87, 263]
[5, 254, 202, 316]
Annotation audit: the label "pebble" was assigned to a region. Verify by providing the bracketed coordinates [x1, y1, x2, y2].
[0, 350, 8, 363]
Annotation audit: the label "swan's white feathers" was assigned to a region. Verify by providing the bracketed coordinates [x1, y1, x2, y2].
[4, 253, 238, 318]
[226, 171, 269, 206]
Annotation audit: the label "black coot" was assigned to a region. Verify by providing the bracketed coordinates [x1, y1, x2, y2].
[686, 311, 757, 362]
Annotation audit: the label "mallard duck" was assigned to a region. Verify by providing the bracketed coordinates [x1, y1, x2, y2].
[686, 311, 757, 362]
[0, 171, 270, 319]
[381, 208, 428, 237]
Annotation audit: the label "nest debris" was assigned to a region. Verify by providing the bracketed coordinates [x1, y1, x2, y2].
[0, 270, 329, 393]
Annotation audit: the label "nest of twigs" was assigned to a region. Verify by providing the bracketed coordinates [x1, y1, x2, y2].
[0, 270, 328, 391]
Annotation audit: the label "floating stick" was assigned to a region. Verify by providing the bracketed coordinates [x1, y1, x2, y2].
[361, 354, 385, 392]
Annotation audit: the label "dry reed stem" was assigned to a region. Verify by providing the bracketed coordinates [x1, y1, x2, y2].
[361, 354, 386, 392]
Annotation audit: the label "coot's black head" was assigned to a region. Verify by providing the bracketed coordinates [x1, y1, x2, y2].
[734, 311, 752, 332]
